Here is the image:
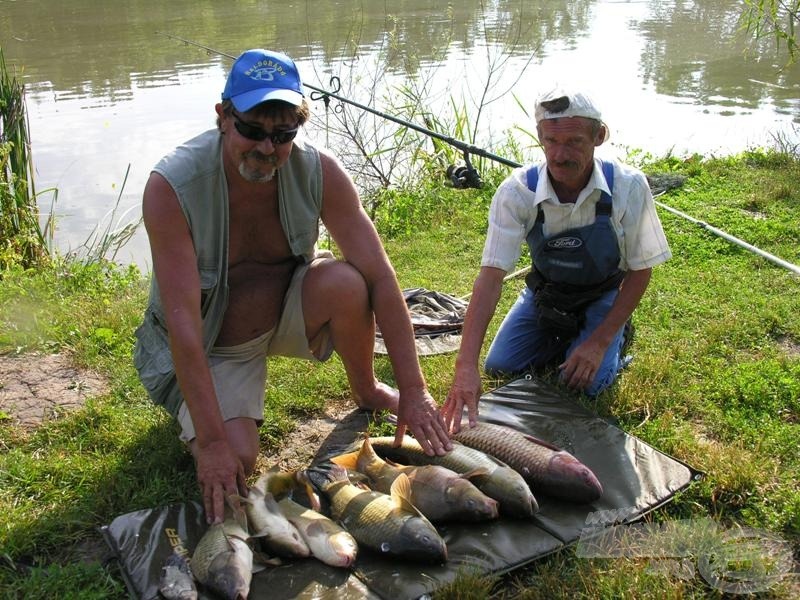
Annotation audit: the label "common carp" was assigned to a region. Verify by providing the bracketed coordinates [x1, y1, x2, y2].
[277, 496, 359, 568]
[452, 422, 603, 503]
[190, 503, 253, 600]
[158, 552, 197, 600]
[332, 436, 499, 523]
[315, 464, 447, 563]
[368, 435, 538, 518]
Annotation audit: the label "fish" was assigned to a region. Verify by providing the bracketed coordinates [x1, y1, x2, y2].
[158, 552, 197, 600]
[239, 484, 311, 558]
[315, 464, 447, 563]
[190, 502, 253, 600]
[251, 466, 305, 501]
[452, 422, 603, 503]
[331, 436, 499, 523]
[277, 495, 359, 568]
[368, 436, 538, 518]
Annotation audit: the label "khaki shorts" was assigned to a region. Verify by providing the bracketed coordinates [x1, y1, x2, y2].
[178, 254, 335, 442]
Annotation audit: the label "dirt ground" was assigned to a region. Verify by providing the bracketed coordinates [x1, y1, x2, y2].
[0, 352, 368, 569]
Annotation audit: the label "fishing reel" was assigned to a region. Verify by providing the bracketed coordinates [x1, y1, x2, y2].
[446, 153, 483, 189]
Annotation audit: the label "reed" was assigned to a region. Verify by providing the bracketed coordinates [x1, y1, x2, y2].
[0, 47, 50, 270]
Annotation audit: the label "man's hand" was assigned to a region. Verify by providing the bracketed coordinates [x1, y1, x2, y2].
[393, 388, 452, 456]
[442, 366, 482, 434]
[195, 439, 248, 524]
[558, 337, 606, 391]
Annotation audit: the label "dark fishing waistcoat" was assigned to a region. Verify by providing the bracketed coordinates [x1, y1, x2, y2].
[524, 161, 624, 334]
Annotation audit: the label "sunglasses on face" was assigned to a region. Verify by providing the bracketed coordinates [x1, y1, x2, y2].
[231, 112, 299, 144]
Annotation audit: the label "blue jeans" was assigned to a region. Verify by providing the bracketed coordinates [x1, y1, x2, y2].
[484, 285, 626, 396]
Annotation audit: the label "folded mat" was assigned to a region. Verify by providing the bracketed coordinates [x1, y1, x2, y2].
[102, 375, 700, 599]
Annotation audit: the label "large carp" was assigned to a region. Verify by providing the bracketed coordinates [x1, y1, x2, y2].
[316, 465, 447, 563]
[239, 484, 310, 558]
[368, 436, 538, 518]
[452, 422, 603, 503]
[190, 503, 253, 600]
[277, 496, 359, 568]
[331, 436, 498, 523]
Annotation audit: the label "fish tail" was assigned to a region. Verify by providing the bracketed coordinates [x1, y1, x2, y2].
[330, 450, 360, 470]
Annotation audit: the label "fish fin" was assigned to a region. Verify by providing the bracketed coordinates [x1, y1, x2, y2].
[460, 467, 490, 479]
[390, 473, 423, 515]
[252, 549, 282, 568]
[330, 450, 360, 470]
[352, 476, 372, 490]
[328, 464, 350, 483]
[293, 470, 322, 512]
[225, 494, 250, 530]
[520, 432, 563, 452]
[360, 435, 380, 460]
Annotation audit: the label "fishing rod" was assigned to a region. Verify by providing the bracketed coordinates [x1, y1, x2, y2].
[158, 31, 518, 183]
[161, 32, 800, 277]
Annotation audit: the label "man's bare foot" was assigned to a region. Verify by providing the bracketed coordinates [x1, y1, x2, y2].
[353, 381, 399, 413]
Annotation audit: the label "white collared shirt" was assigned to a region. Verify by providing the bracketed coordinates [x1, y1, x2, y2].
[481, 158, 672, 273]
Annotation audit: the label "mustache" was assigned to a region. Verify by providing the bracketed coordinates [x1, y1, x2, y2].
[552, 160, 579, 169]
[244, 150, 278, 165]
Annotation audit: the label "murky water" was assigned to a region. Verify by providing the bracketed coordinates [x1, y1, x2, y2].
[2, 0, 798, 268]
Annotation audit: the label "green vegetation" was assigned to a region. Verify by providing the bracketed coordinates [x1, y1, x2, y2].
[1, 147, 799, 597]
[743, 0, 800, 64]
[0, 48, 51, 270]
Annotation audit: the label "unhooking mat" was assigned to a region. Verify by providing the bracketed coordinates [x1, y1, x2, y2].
[101, 376, 701, 600]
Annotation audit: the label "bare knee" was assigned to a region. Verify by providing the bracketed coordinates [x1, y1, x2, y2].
[305, 259, 368, 307]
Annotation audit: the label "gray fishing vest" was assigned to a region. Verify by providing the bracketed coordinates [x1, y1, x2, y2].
[133, 129, 323, 416]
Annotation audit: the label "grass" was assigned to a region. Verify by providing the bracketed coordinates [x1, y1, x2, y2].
[0, 149, 798, 598]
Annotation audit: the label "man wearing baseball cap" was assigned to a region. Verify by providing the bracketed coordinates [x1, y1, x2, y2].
[135, 49, 452, 524]
[443, 87, 671, 432]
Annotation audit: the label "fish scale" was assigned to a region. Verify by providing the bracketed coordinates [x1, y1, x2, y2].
[368, 436, 538, 518]
[331, 437, 499, 523]
[319, 467, 447, 563]
[452, 422, 603, 503]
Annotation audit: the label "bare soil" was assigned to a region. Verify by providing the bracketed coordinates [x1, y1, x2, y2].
[0, 353, 109, 429]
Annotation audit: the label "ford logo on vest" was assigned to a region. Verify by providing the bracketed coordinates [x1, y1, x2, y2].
[547, 236, 583, 249]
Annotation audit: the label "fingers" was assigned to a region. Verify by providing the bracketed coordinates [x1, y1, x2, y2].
[466, 402, 478, 429]
[210, 483, 225, 525]
[559, 358, 596, 390]
[393, 423, 407, 446]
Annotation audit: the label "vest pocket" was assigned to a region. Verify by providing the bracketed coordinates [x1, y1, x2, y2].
[133, 308, 176, 406]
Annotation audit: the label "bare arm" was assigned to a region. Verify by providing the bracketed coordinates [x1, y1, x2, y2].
[318, 152, 451, 454]
[442, 266, 506, 433]
[143, 173, 246, 524]
[559, 267, 651, 390]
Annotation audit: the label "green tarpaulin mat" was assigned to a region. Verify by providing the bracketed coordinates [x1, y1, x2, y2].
[101, 376, 700, 599]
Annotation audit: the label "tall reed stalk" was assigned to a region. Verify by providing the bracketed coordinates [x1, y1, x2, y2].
[0, 47, 50, 269]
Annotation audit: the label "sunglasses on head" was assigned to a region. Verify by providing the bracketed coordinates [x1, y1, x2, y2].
[539, 96, 570, 114]
[231, 111, 299, 144]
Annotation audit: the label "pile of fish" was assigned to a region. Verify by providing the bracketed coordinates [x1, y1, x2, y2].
[158, 469, 358, 600]
[158, 422, 602, 599]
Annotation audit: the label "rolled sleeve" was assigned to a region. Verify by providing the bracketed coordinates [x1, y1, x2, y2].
[618, 169, 672, 271]
[481, 168, 537, 272]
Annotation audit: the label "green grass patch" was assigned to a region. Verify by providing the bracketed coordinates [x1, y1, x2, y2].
[1, 149, 798, 598]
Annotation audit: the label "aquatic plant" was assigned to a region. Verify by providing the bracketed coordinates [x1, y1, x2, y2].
[0, 47, 51, 270]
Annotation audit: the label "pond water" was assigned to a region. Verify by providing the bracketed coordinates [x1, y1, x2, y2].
[2, 0, 798, 269]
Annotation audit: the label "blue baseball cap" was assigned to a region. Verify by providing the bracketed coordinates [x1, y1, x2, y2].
[222, 49, 304, 112]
